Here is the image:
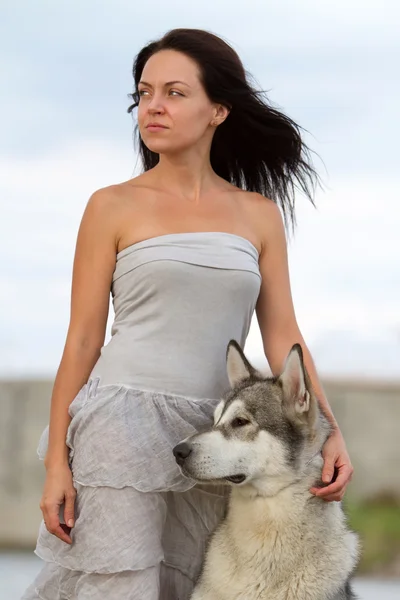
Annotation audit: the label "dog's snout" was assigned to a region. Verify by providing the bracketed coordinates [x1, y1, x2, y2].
[173, 442, 192, 465]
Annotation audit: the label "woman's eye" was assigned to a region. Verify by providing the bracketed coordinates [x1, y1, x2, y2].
[231, 418, 250, 428]
[137, 90, 183, 97]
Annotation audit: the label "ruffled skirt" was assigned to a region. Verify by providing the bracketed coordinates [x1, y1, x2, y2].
[21, 378, 228, 599]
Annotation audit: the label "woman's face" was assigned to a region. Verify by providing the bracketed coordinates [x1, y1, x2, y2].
[137, 49, 227, 155]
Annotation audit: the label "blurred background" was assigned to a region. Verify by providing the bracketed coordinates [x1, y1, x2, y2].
[0, 1, 399, 598]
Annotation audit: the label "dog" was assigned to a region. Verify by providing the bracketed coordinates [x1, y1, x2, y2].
[173, 341, 360, 599]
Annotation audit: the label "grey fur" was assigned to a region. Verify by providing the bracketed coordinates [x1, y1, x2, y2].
[173, 341, 360, 600]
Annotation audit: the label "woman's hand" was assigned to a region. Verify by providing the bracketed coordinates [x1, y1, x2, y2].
[310, 427, 354, 502]
[40, 464, 76, 544]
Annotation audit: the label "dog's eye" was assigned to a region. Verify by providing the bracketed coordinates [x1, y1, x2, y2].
[231, 417, 250, 428]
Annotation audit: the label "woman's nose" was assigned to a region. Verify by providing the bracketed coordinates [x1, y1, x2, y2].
[147, 95, 166, 113]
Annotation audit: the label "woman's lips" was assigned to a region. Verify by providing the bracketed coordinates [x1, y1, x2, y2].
[146, 125, 168, 132]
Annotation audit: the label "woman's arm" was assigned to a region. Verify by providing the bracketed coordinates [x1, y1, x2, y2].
[254, 198, 353, 501]
[44, 188, 120, 469]
[40, 187, 120, 544]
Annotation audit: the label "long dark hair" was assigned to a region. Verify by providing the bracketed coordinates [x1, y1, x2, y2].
[127, 28, 322, 229]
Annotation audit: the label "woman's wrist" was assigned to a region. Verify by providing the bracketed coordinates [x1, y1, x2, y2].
[44, 449, 70, 471]
[327, 420, 341, 436]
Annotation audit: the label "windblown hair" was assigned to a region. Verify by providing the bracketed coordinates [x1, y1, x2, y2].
[127, 28, 322, 229]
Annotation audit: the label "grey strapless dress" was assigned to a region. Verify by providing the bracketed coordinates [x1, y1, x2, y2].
[22, 232, 261, 600]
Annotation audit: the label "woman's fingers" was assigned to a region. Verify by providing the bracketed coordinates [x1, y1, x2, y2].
[41, 501, 72, 544]
[310, 464, 352, 501]
[321, 492, 345, 502]
[40, 465, 76, 544]
[63, 489, 76, 529]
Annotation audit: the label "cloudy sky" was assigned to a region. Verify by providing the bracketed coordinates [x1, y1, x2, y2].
[1, 1, 399, 379]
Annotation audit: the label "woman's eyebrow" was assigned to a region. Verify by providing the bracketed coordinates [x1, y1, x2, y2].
[138, 80, 191, 88]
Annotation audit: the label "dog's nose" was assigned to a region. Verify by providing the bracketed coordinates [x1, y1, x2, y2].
[173, 442, 192, 465]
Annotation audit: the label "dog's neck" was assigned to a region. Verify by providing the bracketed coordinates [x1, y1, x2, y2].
[228, 458, 328, 531]
[233, 448, 325, 502]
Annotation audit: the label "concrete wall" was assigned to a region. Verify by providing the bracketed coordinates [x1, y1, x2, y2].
[0, 378, 399, 548]
[323, 379, 400, 501]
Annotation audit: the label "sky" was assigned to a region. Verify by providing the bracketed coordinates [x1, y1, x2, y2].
[0, 0, 399, 380]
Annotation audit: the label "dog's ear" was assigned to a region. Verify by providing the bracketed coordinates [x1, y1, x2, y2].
[226, 340, 258, 387]
[279, 344, 311, 415]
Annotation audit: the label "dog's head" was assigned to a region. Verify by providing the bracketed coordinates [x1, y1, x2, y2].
[173, 341, 332, 496]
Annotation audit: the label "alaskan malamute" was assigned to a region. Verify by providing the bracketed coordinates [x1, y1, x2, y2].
[173, 341, 359, 599]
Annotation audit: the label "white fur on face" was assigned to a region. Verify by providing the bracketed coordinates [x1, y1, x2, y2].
[181, 400, 289, 485]
[213, 399, 225, 425]
[218, 398, 246, 426]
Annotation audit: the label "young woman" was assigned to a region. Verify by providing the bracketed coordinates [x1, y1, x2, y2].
[22, 28, 353, 600]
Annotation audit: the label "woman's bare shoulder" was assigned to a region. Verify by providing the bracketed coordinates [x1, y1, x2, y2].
[236, 191, 282, 250]
[240, 189, 277, 209]
[85, 174, 151, 217]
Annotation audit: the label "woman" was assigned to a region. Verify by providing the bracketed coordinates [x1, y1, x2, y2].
[22, 28, 353, 600]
